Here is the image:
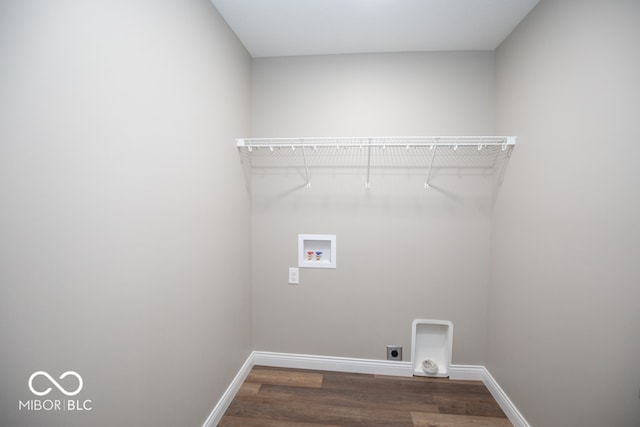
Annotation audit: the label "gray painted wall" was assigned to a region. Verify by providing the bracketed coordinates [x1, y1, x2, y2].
[490, 1, 640, 426]
[3, 1, 637, 426]
[251, 53, 496, 364]
[0, 1, 251, 426]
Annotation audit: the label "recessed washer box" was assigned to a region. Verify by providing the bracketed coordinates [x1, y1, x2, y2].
[298, 234, 336, 269]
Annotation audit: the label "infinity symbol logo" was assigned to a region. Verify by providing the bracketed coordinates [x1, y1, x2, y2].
[28, 371, 83, 396]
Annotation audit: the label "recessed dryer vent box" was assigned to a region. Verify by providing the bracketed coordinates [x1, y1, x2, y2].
[411, 319, 453, 378]
[298, 234, 336, 269]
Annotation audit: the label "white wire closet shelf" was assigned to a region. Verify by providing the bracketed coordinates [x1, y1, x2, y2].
[237, 136, 516, 190]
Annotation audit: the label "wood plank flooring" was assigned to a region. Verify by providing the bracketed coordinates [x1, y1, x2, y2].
[219, 366, 512, 427]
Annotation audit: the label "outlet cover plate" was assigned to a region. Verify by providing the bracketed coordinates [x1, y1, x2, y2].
[288, 267, 299, 284]
[386, 346, 403, 361]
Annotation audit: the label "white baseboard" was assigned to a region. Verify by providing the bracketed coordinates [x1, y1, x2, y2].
[202, 352, 255, 427]
[482, 367, 530, 427]
[252, 351, 414, 377]
[203, 351, 529, 427]
[449, 364, 485, 381]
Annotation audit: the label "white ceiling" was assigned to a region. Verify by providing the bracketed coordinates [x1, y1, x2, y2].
[211, 0, 540, 58]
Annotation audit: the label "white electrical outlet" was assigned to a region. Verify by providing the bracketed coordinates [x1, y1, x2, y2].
[288, 267, 299, 284]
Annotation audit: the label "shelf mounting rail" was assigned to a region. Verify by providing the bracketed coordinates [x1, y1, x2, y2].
[238, 136, 515, 150]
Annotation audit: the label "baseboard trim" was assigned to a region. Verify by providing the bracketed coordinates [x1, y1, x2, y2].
[202, 352, 255, 427]
[204, 351, 529, 427]
[448, 364, 485, 381]
[482, 367, 530, 427]
[253, 351, 414, 377]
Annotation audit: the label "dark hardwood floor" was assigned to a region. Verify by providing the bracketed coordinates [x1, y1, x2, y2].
[219, 366, 512, 426]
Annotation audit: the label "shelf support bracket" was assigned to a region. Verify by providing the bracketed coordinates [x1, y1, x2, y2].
[365, 139, 372, 189]
[301, 142, 311, 188]
[424, 145, 437, 189]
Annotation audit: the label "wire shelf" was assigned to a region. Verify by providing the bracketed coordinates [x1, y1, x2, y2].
[237, 136, 515, 189]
